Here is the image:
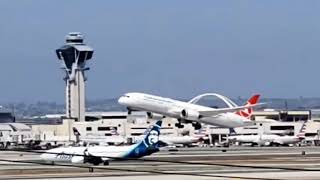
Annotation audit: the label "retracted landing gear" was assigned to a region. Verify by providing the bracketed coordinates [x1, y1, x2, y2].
[175, 122, 184, 128]
[175, 118, 185, 128]
[127, 107, 132, 115]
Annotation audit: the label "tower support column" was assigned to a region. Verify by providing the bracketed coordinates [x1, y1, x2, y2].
[56, 32, 94, 122]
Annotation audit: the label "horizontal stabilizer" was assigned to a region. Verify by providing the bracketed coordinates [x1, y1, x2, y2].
[199, 103, 265, 117]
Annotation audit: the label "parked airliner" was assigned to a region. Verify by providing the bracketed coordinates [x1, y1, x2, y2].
[72, 127, 125, 145]
[160, 134, 207, 147]
[118, 92, 262, 129]
[134, 134, 207, 147]
[41, 120, 162, 165]
[227, 122, 307, 146]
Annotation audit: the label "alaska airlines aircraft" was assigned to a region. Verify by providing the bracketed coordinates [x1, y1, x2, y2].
[118, 92, 262, 129]
[227, 122, 307, 146]
[41, 120, 162, 166]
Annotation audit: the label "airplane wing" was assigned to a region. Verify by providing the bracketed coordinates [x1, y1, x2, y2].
[157, 140, 170, 147]
[253, 139, 261, 144]
[101, 157, 111, 161]
[272, 140, 283, 145]
[199, 103, 265, 117]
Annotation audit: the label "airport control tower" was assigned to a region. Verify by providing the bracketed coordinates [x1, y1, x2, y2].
[56, 32, 94, 122]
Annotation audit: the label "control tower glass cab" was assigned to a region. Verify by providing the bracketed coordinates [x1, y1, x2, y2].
[56, 32, 94, 122]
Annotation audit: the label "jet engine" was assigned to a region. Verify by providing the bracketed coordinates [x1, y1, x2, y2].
[87, 156, 103, 165]
[147, 112, 165, 119]
[71, 156, 84, 164]
[180, 109, 200, 121]
[71, 154, 103, 165]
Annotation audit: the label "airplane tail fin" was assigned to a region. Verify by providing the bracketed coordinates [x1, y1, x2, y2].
[296, 121, 307, 139]
[73, 127, 81, 136]
[125, 120, 162, 158]
[72, 127, 81, 143]
[110, 127, 120, 136]
[229, 128, 237, 135]
[141, 120, 162, 148]
[236, 94, 260, 119]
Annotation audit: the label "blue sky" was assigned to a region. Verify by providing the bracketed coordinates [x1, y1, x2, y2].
[0, 1, 320, 103]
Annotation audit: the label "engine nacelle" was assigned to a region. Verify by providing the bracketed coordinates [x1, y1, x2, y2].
[180, 109, 200, 121]
[71, 156, 84, 164]
[147, 112, 164, 119]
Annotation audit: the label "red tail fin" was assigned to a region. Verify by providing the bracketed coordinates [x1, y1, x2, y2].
[247, 94, 260, 105]
[236, 94, 260, 118]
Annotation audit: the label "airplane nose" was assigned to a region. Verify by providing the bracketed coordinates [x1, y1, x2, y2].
[118, 97, 125, 104]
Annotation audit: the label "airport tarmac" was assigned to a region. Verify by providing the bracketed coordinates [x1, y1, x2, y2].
[0, 146, 320, 180]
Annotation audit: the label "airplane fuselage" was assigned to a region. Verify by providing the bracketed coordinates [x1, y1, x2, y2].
[119, 93, 252, 128]
[133, 135, 204, 146]
[228, 134, 302, 146]
[41, 145, 139, 164]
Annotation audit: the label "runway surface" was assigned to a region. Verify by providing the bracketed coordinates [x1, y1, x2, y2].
[0, 146, 320, 180]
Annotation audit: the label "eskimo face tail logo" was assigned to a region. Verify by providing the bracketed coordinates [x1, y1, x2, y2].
[147, 130, 159, 145]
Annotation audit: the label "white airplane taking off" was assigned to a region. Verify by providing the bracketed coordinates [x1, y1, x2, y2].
[41, 120, 162, 166]
[118, 92, 262, 129]
[227, 122, 307, 146]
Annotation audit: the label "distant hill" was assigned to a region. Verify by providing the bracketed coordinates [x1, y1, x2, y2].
[2, 97, 320, 118]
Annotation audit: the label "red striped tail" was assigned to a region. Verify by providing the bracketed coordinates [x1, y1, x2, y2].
[297, 122, 307, 139]
[236, 94, 260, 118]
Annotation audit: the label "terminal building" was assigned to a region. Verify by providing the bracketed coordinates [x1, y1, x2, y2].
[29, 109, 320, 147]
[0, 123, 33, 148]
